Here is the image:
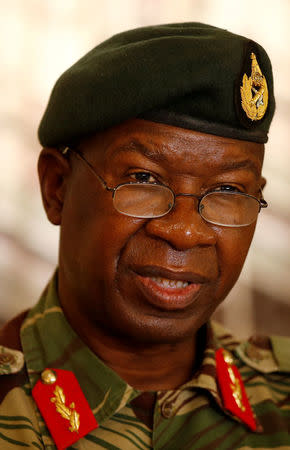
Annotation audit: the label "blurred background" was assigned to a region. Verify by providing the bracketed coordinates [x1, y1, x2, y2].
[0, 0, 289, 338]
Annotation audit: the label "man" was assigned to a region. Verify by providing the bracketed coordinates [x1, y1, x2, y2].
[0, 22, 289, 449]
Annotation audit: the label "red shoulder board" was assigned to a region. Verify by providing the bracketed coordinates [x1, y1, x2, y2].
[216, 348, 256, 431]
[32, 368, 98, 449]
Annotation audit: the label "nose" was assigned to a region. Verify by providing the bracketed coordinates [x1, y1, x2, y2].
[145, 196, 217, 251]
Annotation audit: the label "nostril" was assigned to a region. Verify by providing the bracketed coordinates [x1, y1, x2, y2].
[145, 213, 217, 251]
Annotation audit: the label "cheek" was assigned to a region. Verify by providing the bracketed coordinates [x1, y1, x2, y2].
[87, 215, 143, 280]
[60, 179, 143, 282]
[215, 224, 256, 298]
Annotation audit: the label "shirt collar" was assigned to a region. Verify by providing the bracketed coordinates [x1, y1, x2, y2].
[21, 271, 235, 424]
[182, 320, 223, 407]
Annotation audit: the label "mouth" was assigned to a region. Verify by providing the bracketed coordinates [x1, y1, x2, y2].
[132, 265, 210, 311]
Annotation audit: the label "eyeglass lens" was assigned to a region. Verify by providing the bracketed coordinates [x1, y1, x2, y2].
[200, 192, 260, 226]
[114, 184, 174, 218]
[113, 184, 261, 226]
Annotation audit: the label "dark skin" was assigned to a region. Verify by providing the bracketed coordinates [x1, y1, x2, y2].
[38, 119, 265, 390]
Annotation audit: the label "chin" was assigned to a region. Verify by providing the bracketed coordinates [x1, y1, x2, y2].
[106, 311, 209, 346]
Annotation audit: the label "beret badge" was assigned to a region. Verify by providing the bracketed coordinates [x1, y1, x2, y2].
[240, 53, 268, 121]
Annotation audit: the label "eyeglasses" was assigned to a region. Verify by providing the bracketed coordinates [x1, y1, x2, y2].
[62, 147, 268, 227]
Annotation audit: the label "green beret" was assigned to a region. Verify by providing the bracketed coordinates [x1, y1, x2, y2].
[38, 22, 275, 146]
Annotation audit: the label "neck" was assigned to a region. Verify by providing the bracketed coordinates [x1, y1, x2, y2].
[65, 310, 199, 390]
[83, 329, 199, 390]
[59, 298, 204, 391]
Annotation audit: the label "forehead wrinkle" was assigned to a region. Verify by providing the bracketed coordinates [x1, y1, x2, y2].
[109, 138, 169, 164]
[104, 129, 264, 179]
[111, 140, 262, 177]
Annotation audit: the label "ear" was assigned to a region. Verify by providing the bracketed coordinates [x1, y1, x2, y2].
[38, 147, 71, 225]
[260, 176, 267, 190]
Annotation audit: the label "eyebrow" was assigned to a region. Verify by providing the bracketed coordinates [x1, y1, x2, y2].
[112, 139, 261, 177]
[217, 160, 261, 177]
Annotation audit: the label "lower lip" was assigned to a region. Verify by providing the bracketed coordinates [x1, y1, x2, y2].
[135, 275, 202, 311]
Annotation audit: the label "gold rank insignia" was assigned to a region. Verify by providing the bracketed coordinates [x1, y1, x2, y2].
[216, 348, 257, 431]
[51, 385, 80, 433]
[240, 53, 268, 121]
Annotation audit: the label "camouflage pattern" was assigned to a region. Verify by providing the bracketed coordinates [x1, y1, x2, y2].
[0, 345, 24, 375]
[0, 272, 289, 449]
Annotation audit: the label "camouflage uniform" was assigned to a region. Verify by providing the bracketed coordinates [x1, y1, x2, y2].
[0, 272, 289, 449]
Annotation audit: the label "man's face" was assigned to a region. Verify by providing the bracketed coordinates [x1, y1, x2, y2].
[57, 119, 264, 344]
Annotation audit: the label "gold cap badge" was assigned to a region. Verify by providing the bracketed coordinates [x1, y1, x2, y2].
[240, 53, 268, 121]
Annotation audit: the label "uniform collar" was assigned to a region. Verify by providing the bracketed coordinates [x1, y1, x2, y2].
[21, 271, 242, 425]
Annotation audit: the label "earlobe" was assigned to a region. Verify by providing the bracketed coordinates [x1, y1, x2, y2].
[38, 148, 71, 225]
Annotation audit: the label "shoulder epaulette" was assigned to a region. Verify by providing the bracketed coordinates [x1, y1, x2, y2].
[235, 334, 290, 374]
[0, 345, 24, 375]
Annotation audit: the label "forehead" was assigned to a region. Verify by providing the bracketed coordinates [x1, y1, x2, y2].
[83, 119, 265, 175]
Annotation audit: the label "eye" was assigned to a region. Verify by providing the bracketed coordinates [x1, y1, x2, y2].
[213, 184, 243, 193]
[130, 171, 158, 183]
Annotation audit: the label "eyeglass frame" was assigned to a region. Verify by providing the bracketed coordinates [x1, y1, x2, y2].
[61, 146, 268, 226]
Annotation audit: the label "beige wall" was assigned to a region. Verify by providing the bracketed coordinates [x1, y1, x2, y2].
[0, 0, 289, 337]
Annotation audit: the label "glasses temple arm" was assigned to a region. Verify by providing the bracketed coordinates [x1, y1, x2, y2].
[61, 146, 113, 192]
